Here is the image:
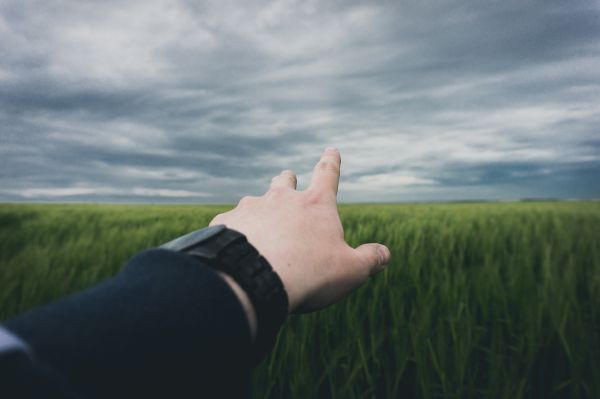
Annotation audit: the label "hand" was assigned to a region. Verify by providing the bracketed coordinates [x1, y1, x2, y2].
[210, 147, 391, 313]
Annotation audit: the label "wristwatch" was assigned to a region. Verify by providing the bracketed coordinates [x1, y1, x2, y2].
[159, 225, 288, 361]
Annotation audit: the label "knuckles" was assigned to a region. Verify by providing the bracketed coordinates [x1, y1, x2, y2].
[237, 195, 258, 208]
[272, 171, 297, 186]
[316, 160, 340, 174]
[209, 214, 224, 226]
[267, 185, 290, 197]
[210, 208, 237, 225]
[284, 173, 298, 185]
[303, 188, 324, 205]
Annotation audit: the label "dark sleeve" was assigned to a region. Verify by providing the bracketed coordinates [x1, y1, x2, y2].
[0, 348, 77, 399]
[2, 249, 254, 399]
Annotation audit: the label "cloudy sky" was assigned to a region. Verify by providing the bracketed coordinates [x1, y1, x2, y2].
[1, 0, 599, 203]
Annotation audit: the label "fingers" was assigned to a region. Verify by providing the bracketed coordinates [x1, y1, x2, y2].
[270, 169, 297, 190]
[353, 243, 391, 277]
[309, 147, 341, 200]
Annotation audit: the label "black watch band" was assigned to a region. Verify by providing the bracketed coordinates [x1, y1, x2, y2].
[159, 225, 288, 361]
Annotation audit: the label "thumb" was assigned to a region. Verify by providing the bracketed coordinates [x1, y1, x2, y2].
[354, 243, 391, 276]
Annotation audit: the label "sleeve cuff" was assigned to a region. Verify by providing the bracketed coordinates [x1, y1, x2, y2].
[0, 326, 31, 357]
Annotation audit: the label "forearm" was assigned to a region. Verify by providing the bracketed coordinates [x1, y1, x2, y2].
[217, 271, 257, 341]
[3, 249, 254, 398]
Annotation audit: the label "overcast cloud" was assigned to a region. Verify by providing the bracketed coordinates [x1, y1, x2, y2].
[1, 0, 599, 203]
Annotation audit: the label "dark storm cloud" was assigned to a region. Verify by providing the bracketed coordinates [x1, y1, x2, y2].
[1, 0, 599, 202]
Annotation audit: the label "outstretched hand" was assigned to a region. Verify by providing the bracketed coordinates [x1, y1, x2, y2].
[210, 148, 391, 313]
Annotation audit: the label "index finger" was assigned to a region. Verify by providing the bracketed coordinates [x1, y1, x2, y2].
[308, 147, 341, 199]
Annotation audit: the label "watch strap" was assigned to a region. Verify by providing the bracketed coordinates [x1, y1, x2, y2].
[180, 227, 288, 362]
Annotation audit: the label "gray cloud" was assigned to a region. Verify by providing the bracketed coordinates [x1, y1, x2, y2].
[1, 0, 599, 203]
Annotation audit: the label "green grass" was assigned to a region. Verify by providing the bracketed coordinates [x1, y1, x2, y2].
[1, 202, 599, 398]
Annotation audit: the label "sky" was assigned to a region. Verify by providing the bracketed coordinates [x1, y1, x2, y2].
[1, 0, 599, 203]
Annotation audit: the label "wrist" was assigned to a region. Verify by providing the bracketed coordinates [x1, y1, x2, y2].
[217, 271, 257, 341]
[159, 225, 288, 362]
[241, 245, 300, 313]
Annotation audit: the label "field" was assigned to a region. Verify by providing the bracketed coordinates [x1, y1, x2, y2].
[1, 202, 599, 398]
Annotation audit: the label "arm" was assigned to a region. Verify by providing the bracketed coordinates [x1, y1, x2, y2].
[3, 249, 255, 399]
[1, 148, 390, 398]
[217, 272, 257, 340]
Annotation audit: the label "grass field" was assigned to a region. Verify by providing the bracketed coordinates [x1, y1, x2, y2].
[1, 202, 599, 398]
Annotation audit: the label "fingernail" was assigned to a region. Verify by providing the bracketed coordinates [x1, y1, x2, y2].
[324, 146, 338, 152]
[377, 246, 391, 266]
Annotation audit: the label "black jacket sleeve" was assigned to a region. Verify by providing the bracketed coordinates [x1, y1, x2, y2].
[1, 249, 256, 399]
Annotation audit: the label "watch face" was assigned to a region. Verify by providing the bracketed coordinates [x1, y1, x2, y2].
[159, 224, 227, 251]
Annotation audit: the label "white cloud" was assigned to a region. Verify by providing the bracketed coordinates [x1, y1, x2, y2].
[355, 173, 437, 188]
[16, 188, 98, 198]
[10, 186, 210, 199]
